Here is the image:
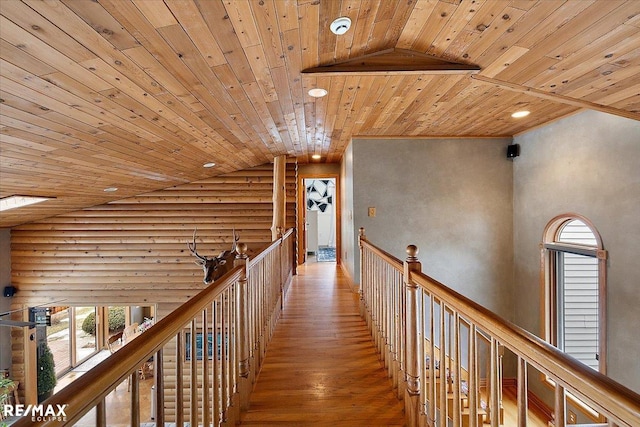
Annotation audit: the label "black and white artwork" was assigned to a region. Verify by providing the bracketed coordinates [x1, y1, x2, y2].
[306, 179, 333, 213]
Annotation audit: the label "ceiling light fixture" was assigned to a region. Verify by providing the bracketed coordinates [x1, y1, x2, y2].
[0, 195, 52, 212]
[330, 17, 351, 35]
[308, 88, 328, 98]
[312, 154, 321, 160]
[511, 110, 530, 118]
[103, 187, 118, 192]
[203, 162, 216, 168]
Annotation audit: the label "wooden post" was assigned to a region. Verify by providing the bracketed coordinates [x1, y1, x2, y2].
[131, 372, 140, 426]
[155, 349, 165, 426]
[235, 242, 251, 411]
[96, 399, 106, 427]
[404, 244, 422, 427]
[358, 228, 366, 317]
[517, 356, 528, 427]
[202, 310, 210, 427]
[271, 155, 287, 240]
[190, 319, 198, 427]
[554, 383, 566, 427]
[176, 332, 184, 426]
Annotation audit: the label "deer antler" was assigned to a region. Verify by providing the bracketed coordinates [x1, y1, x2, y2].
[188, 229, 208, 263]
[232, 226, 239, 252]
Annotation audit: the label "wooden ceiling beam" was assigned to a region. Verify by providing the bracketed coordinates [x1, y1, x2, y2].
[472, 75, 640, 121]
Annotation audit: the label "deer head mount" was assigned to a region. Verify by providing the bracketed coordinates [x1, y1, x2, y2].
[188, 228, 240, 284]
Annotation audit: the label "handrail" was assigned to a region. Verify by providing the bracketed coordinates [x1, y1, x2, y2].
[13, 267, 242, 427]
[409, 270, 640, 425]
[15, 228, 296, 427]
[359, 233, 640, 427]
[250, 227, 295, 266]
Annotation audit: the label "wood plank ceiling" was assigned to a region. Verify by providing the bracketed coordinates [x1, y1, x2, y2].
[1, 0, 639, 227]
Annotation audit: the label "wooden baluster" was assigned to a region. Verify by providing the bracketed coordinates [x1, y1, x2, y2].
[383, 263, 389, 369]
[222, 292, 229, 419]
[498, 345, 504, 424]
[131, 371, 140, 426]
[404, 244, 423, 427]
[555, 383, 565, 427]
[452, 313, 461, 427]
[420, 292, 427, 414]
[96, 398, 106, 427]
[176, 332, 184, 426]
[155, 349, 164, 426]
[190, 318, 198, 427]
[468, 324, 478, 427]
[213, 301, 221, 426]
[393, 269, 401, 391]
[489, 338, 500, 427]
[439, 301, 448, 426]
[428, 295, 436, 424]
[517, 356, 528, 427]
[202, 309, 210, 427]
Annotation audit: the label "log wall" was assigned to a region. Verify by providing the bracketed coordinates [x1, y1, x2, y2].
[9, 160, 297, 405]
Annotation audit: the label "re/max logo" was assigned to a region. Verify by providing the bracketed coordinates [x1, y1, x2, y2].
[2, 403, 68, 420]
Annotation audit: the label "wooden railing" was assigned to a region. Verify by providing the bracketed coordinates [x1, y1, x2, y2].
[358, 229, 640, 427]
[14, 228, 295, 427]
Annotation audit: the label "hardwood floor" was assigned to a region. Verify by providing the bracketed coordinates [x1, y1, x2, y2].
[241, 261, 406, 426]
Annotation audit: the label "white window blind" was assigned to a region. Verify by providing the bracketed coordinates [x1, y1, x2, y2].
[556, 220, 599, 370]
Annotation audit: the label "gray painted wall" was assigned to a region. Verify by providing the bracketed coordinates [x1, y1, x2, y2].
[346, 137, 515, 318]
[513, 110, 640, 393]
[0, 229, 11, 372]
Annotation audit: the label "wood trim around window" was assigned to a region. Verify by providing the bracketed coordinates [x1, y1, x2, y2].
[540, 213, 608, 422]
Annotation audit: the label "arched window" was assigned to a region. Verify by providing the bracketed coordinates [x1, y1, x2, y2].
[542, 214, 607, 373]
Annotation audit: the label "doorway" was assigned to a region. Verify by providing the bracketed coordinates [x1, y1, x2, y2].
[298, 175, 340, 264]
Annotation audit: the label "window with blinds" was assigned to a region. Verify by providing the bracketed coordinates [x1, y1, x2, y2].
[548, 219, 601, 371]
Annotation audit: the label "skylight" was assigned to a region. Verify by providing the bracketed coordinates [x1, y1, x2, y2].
[0, 195, 52, 212]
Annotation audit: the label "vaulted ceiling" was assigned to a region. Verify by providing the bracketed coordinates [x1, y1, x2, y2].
[1, 0, 639, 227]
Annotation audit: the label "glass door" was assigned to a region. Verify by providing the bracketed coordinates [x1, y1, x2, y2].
[47, 307, 71, 376]
[75, 306, 98, 365]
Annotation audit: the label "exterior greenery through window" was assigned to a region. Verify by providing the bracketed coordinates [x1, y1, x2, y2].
[542, 215, 607, 373]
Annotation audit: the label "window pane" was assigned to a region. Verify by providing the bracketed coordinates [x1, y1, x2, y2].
[558, 219, 597, 246]
[47, 307, 71, 376]
[559, 252, 599, 370]
[76, 307, 98, 364]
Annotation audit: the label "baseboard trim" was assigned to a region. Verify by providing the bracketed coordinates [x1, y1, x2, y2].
[339, 262, 359, 293]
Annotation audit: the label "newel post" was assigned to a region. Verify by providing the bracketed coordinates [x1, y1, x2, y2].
[235, 242, 251, 410]
[358, 227, 366, 316]
[404, 244, 423, 427]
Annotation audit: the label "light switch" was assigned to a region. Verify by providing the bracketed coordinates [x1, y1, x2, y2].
[368, 207, 376, 217]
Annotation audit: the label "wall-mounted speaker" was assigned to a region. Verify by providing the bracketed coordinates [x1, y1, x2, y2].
[3, 286, 17, 297]
[507, 144, 520, 159]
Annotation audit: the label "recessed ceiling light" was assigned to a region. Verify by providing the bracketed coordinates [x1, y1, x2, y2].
[203, 162, 216, 168]
[312, 154, 321, 160]
[0, 195, 52, 212]
[103, 187, 118, 192]
[330, 17, 351, 35]
[308, 88, 328, 98]
[511, 110, 530, 118]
